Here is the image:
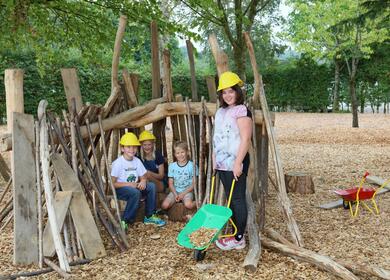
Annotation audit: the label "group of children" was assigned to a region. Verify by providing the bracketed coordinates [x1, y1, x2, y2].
[111, 130, 196, 230]
[111, 71, 251, 251]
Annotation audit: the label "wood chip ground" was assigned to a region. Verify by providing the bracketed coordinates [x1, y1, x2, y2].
[1, 112, 389, 279]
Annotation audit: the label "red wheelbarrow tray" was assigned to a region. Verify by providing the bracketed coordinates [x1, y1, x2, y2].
[334, 187, 376, 201]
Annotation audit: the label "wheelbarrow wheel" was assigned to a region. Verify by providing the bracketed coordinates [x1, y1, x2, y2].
[194, 249, 206, 261]
[342, 200, 349, 210]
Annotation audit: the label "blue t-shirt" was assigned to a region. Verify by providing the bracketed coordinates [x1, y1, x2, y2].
[141, 150, 165, 173]
[168, 160, 198, 193]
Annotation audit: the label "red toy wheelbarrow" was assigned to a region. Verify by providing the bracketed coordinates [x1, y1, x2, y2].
[334, 172, 389, 217]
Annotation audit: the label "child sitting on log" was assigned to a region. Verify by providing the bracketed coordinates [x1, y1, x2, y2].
[111, 132, 166, 230]
[161, 141, 197, 211]
[138, 130, 166, 193]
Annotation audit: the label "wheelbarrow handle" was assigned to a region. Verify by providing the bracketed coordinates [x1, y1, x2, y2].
[363, 171, 370, 178]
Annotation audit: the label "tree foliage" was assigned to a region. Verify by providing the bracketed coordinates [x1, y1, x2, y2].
[287, 0, 389, 126]
[175, 0, 281, 78]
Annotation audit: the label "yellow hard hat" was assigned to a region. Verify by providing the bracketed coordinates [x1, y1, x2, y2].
[119, 132, 140, 146]
[217, 71, 244, 92]
[139, 130, 156, 142]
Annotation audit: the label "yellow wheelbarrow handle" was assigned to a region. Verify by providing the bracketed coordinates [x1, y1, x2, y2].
[209, 174, 238, 238]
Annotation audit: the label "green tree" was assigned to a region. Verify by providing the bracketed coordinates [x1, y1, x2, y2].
[0, 0, 192, 67]
[287, 0, 389, 127]
[176, 0, 280, 78]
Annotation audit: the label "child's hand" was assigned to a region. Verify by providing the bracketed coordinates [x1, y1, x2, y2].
[137, 181, 146, 190]
[176, 193, 184, 202]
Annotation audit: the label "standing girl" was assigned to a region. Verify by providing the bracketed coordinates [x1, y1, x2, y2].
[213, 71, 252, 250]
[138, 130, 166, 193]
[161, 141, 197, 211]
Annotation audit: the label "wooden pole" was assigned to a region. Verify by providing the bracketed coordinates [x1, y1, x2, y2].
[5, 69, 24, 132]
[244, 32, 303, 247]
[98, 115, 122, 225]
[205, 75, 217, 103]
[0, 153, 10, 182]
[162, 50, 173, 102]
[38, 100, 70, 272]
[186, 40, 198, 102]
[208, 34, 229, 76]
[44, 258, 71, 279]
[61, 68, 83, 113]
[35, 121, 43, 268]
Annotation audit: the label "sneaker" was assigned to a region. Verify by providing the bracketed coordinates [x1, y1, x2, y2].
[120, 220, 128, 231]
[144, 214, 166, 227]
[215, 236, 246, 250]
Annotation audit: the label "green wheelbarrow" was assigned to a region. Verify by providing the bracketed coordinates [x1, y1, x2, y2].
[177, 176, 237, 261]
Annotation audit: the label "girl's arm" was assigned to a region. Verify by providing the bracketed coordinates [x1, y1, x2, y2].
[233, 116, 252, 180]
[111, 176, 138, 189]
[146, 164, 165, 180]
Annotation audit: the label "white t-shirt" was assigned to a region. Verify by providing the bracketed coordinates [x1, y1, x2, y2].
[111, 155, 146, 183]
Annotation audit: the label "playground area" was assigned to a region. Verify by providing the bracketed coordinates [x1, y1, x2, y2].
[1, 112, 389, 279]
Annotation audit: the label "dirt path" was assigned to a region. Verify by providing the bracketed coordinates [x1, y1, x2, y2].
[0, 113, 389, 279]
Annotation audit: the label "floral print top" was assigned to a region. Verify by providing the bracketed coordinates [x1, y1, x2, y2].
[213, 105, 251, 171]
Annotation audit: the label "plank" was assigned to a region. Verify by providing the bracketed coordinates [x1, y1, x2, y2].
[51, 153, 106, 259]
[12, 112, 38, 264]
[43, 191, 73, 257]
[319, 175, 390, 209]
[5, 69, 24, 132]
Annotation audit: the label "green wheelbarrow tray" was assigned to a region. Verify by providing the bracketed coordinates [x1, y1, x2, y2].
[177, 203, 232, 250]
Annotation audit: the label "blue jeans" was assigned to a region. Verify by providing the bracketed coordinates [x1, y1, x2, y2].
[115, 183, 156, 223]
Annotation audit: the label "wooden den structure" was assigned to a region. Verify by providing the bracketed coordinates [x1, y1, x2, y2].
[4, 17, 383, 280]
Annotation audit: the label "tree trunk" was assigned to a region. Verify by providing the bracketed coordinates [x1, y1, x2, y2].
[232, 42, 246, 79]
[332, 59, 341, 112]
[349, 58, 359, 128]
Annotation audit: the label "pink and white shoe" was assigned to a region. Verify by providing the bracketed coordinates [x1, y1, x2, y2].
[215, 236, 246, 250]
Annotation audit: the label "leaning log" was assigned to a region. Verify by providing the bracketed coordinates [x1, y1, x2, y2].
[261, 237, 358, 280]
[265, 228, 390, 280]
[244, 32, 303, 247]
[0, 100, 270, 152]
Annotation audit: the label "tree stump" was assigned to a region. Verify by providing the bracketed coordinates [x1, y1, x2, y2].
[168, 203, 196, 222]
[285, 172, 315, 194]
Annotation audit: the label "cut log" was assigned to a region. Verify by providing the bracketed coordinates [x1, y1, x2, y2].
[285, 172, 315, 194]
[167, 203, 196, 222]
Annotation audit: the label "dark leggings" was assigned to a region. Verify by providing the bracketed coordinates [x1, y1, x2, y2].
[218, 170, 247, 239]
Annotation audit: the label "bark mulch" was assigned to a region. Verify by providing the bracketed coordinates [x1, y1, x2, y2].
[0, 112, 389, 279]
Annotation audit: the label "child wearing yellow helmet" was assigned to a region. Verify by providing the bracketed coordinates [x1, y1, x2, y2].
[111, 132, 166, 229]
[213, 71, 252, 250]
[138, 130, 166, 193]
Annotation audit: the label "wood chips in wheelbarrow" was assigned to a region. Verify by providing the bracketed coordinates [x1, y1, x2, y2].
[189, 227, 218, 248]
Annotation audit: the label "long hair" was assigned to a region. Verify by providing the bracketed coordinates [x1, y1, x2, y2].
[217, 84, 245, 108]
[140, 141, 156, 161]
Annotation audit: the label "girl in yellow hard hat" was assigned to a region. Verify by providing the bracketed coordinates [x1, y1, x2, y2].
[138, 130, 166, 193]
[111, 132, 165, 229]
[213, 71, 252, 250]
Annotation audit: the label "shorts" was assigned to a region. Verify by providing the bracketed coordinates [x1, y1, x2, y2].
[165, 192, 193, 203]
